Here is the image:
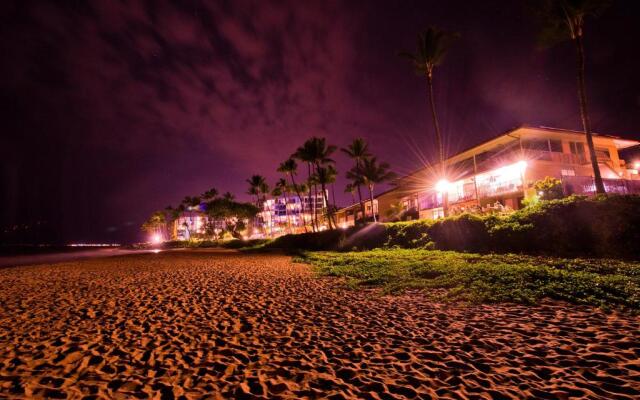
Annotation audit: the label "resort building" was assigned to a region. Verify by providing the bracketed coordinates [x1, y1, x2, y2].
[335, 200, 378, 228]
[172, 210, 209, 240]
[259, 192, 328, 235]
[349, 126, 640, 223]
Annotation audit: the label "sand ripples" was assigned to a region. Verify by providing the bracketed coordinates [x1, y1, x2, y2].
[0, 250, 639, 399]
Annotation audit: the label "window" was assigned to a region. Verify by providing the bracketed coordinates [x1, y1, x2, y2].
[549, 139, 562, 152]
[595, 147, 610, 160]
[561, 169, 576, 176]
[569, 142, 585, 156]
[522, 139, 548, 151]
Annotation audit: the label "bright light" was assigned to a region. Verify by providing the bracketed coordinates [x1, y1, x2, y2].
[152, 249, 161, 254]
[151, 234, 162, 244]
[516, 160, 528, 171]
[634, 161, 640, 170]
[435, 179, 451, 193]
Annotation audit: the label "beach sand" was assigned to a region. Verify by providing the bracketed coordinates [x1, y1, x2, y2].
[0, 249, 639, 399]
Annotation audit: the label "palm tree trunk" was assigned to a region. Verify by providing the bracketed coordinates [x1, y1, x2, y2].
[427, 73, 449, 217]
[307, 163, 317, 232]
[368, 184, 377, 223]
[355, 160, 366, 224]
[288, 173, 308, 233]
[320, 181, 335, 229]
[575, 34, 605, 194]
[283, 191, 292, 234]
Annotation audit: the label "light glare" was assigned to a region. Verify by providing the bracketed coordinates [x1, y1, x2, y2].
[435, 179, 451, 193]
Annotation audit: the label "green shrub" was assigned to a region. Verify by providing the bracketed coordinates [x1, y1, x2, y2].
[301, 249, 640, 310]
[259, 195, 640, 259]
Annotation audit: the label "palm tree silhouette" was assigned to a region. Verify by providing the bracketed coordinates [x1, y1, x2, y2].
[294, 137, 337, 231]
[401, 26, 459, 216]
[315, 165, 338, 229]
[533, 0, 609, 194]
[341, 138, 371, 224]
[355, 157, 396, 223]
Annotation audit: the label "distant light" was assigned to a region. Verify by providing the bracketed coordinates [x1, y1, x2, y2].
[151, 234, 162, 244]
[634, 161, 640, 170]
[152, 249, 161, 254]
[68, 243, 120, 247]
[435, 179, 451, 193]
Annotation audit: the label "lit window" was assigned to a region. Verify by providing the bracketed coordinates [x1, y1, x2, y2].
[561, 169, 575, 176]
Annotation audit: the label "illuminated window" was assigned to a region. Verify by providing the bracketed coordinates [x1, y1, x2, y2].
[561, 169, 576, 176]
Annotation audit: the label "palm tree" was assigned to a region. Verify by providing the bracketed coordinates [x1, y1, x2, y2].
[277, 158, 308, 232]
[202, 188, 218, 201]
[222, 191, 235, 201]
[294, 137, 336, 231]
[344, 183, 357, 205]
[401, 26, 459, 216]
[533, 0, 609, 194]
[356, 157, 396, 223]
[247, 175, 268, 236]
[293, 141, 317, 231]
[315, 165, 338, 229]
[246, 175, 264, 206]
[274, 178, 293, 234]
[341, 138, 371, 224]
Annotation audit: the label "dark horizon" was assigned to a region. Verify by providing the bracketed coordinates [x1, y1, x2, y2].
[2, 0, 640, 244]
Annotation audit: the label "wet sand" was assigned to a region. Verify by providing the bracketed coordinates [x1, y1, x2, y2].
[0, 249, 638, 399]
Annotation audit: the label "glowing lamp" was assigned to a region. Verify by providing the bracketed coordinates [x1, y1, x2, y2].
[435, 179, 451, 193]
[516, 160, 528, 171]
[634, 161, 640, 170]
[151, 234, 162, 244]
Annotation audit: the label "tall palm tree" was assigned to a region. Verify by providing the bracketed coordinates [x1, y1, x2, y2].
[274, 178, 293, 234]
[344, 183, 357, 205]
[401, 26, 459, 216]
[293, 141, 318, 231]
[315, 165, 338, 229]
[533, 0, 609, 194]
[356, 157, 396, 223]
[277, 158, 308, 232]
[246, 175, 265, 206]
[294, 137, 336, 231]
[341, 138, 371, 224]
[246, 175, 268, 236]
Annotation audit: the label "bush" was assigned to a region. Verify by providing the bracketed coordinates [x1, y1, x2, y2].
[262, 195, 640, 259]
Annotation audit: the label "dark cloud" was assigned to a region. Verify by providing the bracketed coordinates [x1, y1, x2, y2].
[2, 0, 639, 243]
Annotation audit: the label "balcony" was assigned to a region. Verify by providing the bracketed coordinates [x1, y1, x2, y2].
[562, 176, 640, 195]
[526, 149, 587, 165]
[476, 178, 523, 198]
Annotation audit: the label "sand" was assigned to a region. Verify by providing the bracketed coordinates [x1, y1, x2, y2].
[0, 249, 639, 399]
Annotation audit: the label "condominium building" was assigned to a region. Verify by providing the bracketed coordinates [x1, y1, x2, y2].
[259, 192, 328, 235]
[369, 126, 640, 222]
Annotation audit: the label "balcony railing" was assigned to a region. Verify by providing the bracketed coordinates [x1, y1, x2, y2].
[562, 176, 640, 195]
[526, 149, 587, 165]
[476, 179, 523, 198]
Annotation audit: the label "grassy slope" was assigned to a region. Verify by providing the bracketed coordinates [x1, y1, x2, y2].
[299, 249, 640, 311]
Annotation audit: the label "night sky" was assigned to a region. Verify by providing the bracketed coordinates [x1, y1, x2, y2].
[2, 0, 640, 244]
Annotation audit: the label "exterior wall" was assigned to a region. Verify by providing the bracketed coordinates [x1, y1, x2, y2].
[376, 190, 402, 222]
